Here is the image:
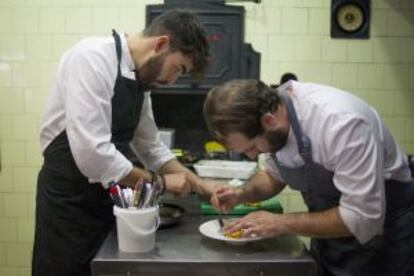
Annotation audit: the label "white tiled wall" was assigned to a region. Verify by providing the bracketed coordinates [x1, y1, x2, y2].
[0, 0, 413, 274]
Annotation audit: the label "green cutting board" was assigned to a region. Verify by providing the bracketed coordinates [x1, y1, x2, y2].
[200, 196, 283, 215]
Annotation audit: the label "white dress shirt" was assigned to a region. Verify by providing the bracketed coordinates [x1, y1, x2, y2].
[264, 81, 411, 244]
[40, 33, 175, 189]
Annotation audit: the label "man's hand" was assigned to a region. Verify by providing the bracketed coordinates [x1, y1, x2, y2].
[223, 211, 289, 239]
[210, 185, 241, 213]
[163, 172, 193, 196]
[189, 177, 225, 200]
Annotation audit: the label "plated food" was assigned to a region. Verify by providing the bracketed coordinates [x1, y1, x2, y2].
[199, 219, 262, 244]
[221, 219, 244, 239]
[224, 229, 243, 239]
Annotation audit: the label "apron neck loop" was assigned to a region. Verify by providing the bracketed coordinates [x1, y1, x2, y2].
[112, 29, 122, 77]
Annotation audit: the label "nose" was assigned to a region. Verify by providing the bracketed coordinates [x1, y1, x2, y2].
[245, 149, 258, 160]
[167, 72, 180, 85]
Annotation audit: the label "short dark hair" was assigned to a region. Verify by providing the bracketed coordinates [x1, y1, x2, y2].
[204, 79, 282, 142]
[144, 9, 210, 80]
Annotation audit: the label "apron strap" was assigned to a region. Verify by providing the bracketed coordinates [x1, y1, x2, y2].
[112, 29, 122, 78]
[277, 84, 312, 163]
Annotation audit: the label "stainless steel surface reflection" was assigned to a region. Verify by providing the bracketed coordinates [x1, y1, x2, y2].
[92, 214, 316, 276]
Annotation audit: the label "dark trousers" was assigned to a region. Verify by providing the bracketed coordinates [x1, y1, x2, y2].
[313, 180, 414, 276]
[32, 165, 114, 276]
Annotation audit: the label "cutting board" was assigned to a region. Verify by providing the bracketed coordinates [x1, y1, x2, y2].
[200, 196, 283, 215]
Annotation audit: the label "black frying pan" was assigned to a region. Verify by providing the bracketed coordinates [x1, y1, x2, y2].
[159, 203, 185, 229]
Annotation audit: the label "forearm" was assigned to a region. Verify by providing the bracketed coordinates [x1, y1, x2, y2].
[158, 159, 223, 198]
[238, 170, 285, 203]
[282, 207, 352, 238]
[119, 159, 185, 188]
[119, 166, 152, 188]
[158, 158, 190, 174]
[195, 179, 227, 200]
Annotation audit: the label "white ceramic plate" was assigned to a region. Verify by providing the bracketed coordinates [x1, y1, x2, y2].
[199, 219, 263, 244]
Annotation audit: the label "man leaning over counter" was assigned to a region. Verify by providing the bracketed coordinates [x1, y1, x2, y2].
[205, 79, 414, 276]
[33, 10, 213, 276]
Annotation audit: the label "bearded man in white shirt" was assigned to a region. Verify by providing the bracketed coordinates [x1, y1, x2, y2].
[205, 79, 414, 276]
[33, 10, 212, 276]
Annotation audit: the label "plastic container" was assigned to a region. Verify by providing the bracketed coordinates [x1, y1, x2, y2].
[193, 160, 257, 179]
[113, 205, 160, 253]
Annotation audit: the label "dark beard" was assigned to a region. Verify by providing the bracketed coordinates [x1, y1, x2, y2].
[265, 129, 289, 152]
[137, 53, 166, 90]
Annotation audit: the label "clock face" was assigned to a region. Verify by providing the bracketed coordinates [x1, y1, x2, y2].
[336, 3, 364, 32]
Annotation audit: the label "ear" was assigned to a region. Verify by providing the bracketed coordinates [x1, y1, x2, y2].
[260, 112, 275, 131]
[154, 35, 170, 53]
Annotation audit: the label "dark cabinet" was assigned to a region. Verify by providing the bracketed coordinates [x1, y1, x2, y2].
[146, 0, 260, 93]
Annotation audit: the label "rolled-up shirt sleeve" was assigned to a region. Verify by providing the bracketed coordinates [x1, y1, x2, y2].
[327, 115, 385, 244]
[130, 92, 175, 172]
[64, 50, 133, 188]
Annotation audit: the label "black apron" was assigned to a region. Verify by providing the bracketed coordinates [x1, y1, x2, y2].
[32, 30, 146, 276]
[272, 88, 414, 276]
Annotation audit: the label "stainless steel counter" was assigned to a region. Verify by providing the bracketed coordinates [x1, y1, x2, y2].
[91, 214, 316, 276]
